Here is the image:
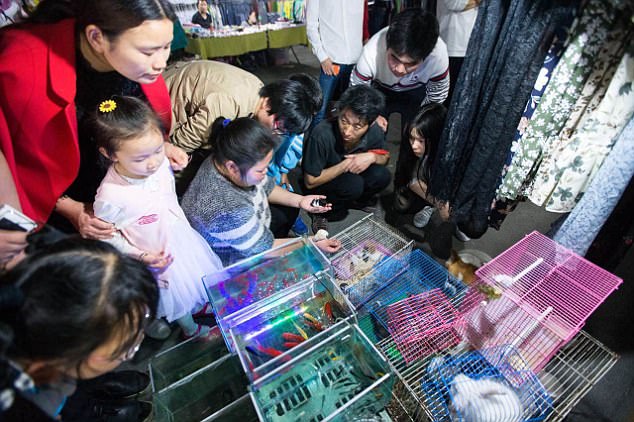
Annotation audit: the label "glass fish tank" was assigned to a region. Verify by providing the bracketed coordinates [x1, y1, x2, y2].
[149, 331, 230, 392]
[228, 273, 355, 380]
[203, 238, 331, 351]
[250, 322, 394, 421]
[153, 354, 250, 422]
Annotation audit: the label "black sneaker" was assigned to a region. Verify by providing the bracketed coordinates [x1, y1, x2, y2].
[144, 318, 171, 340]
[310, 214, 329, 235]
[69, 399, 152, 422]
[80, 370, 150, 400]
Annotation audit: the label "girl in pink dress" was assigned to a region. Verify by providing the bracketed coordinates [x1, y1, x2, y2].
[91, 96, 222, 339]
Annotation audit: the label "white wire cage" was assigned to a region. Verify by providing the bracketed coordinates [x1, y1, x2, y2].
[329, 214, 414, 307]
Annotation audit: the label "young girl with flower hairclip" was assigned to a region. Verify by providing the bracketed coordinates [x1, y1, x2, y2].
[90, 96, 221, 340]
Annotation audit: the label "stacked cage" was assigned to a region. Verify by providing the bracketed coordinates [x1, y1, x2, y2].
[200, 237, 401, 421]
[360, 232, 621, 422]
[471, 231, 623, 371]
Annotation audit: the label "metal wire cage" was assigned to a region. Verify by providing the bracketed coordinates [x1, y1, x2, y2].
[420, 345, 553, 422]
[373, 328, 618, 422]
[476, 231, 622, 348]
[329, 215, 414, 307]
[362, 250, 480, 364]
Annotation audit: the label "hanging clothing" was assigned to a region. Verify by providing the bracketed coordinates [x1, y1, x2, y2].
[428, 0, 577, 237]
[496, 0, 624, 202]
[529, 52, 634, 212]
[489, 12, 575, 229]
[552, 117, 634, 256]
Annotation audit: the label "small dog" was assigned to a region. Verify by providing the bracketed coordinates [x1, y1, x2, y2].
[446, 250, 478, 285]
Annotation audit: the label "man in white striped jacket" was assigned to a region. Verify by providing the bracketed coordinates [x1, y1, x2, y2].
[350, 8, 449, 187]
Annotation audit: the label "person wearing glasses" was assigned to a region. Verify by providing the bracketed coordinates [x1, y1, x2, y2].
[162, 61, 321, 198]
[302, 85, 391, 231]
[350, 8, 449, 188]
[0, 238, 159, 421]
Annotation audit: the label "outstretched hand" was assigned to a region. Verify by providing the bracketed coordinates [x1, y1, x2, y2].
[299, 195, 332, 213]
[314, 238, 342, 254]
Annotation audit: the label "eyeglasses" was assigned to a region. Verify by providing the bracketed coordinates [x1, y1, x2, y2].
[388, 52, 420, 73]
[272, 119, 285, 135]
[97, 309, 150, 363]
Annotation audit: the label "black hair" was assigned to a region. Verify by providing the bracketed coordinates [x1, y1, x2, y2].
[208, 117, 277, 177]
[90, 95, 163, 159]
[28, 0, 176, 40]
[386, 8, 439, 63]
[336, 85, 386, 125]
[0, 237, 158, 377]
[288, 73, 323, 121]
[397, 102, 447, 189]
[258, 74, 321, 134]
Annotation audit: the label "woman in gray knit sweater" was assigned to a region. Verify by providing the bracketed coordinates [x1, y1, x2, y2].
[182, 117, 341, 266]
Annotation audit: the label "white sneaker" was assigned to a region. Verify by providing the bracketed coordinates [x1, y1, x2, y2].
[454, 226, 471, 242]
[413, 206, 434, 228]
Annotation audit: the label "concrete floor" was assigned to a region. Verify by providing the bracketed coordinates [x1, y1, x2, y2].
[131, 46, 633, 421]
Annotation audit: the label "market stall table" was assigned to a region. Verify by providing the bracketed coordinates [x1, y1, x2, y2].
[185, 30, 268, 59]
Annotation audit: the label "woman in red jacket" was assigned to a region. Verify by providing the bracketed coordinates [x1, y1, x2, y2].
[0, 0, 188, 269]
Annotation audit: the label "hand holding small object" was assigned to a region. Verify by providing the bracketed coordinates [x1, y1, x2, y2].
[300, 195, 332, 213]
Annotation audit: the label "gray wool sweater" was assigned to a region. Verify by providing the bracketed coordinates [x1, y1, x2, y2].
[181, 158, 275, 266]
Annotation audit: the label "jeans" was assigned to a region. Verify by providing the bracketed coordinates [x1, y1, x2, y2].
[373, 84, 427, 187]
[313, 64, 354, 128]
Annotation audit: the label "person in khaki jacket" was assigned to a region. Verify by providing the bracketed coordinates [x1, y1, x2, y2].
[164, 60, 320, 196]
[163, 60, 263, 154]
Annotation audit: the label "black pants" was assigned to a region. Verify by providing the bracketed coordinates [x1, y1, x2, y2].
[374, 84, 427, 188]
[445, 56, 465, 108]
[304, 164, 391, 219]
[269, 204, 299, 238]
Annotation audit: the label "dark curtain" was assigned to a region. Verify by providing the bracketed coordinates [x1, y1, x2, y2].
[428, 0, 578, 238]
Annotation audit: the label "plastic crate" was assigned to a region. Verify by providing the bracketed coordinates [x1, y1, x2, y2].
[250, 322, 394, 421]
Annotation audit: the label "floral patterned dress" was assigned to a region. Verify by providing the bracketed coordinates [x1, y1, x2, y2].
[529, 52, 634, 211]
[496, 0, 628, 203]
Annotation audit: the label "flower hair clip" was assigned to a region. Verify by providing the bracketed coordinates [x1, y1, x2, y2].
[222, 118, 231, 127]
[99, 100, 117, 113]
